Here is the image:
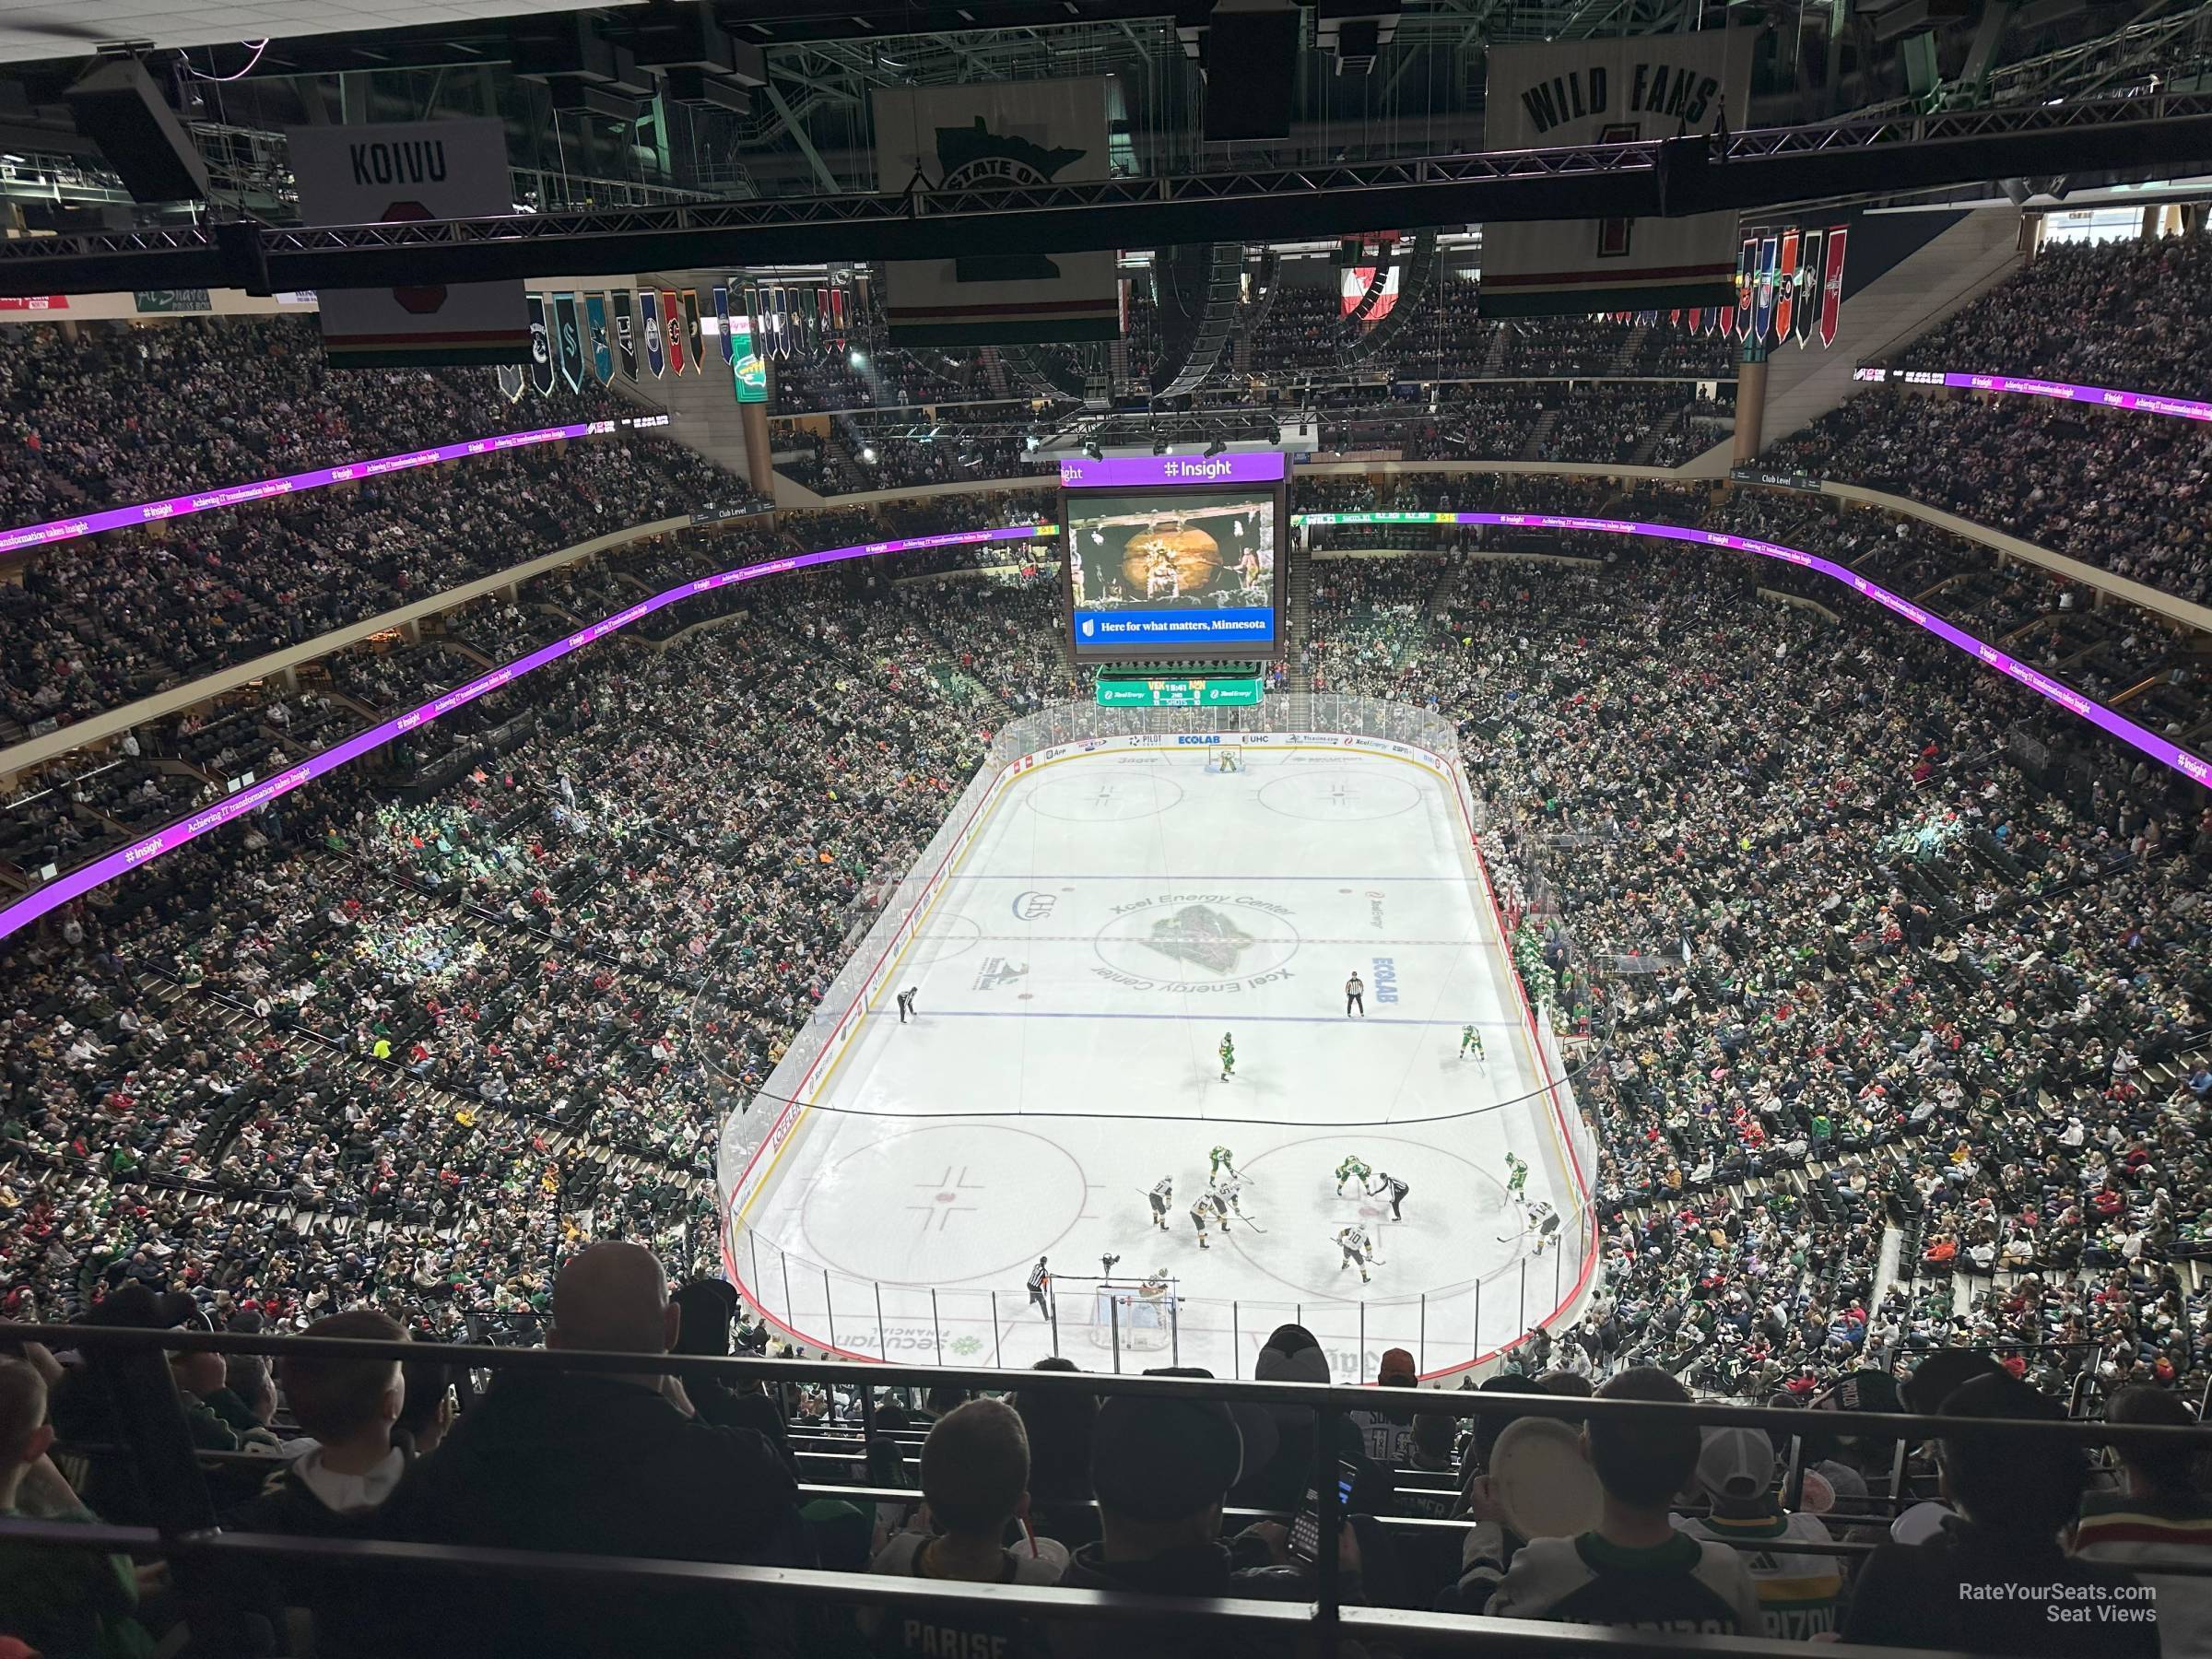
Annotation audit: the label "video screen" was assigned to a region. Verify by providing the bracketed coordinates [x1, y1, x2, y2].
[1065, 488, 1281, 658]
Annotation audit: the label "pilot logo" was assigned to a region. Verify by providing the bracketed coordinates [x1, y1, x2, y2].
[973, 957, 1030, 992]
[1140, 905, 1255, 975]
[1080, 618, 1096, 639]
[1011, 890, 1059, 922]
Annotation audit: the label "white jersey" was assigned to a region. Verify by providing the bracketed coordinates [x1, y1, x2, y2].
[1338, 1226, 1370, 1253]
[1531, 1201, 1560, 1236]
[1150, 1178, 1174, 1203]
[1215, 1174, 1246, 1206]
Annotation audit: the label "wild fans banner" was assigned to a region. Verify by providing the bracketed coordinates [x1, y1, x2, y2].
[1478, 35, 1753, 317]
[871, 79, 1118, 345]
[286, 117, 527, 366]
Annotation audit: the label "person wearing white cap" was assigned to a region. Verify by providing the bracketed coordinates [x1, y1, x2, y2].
[1672, 1426, 1841, 1640]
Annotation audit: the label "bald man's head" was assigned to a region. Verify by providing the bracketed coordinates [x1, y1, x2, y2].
[549, 1242, 679, 1356]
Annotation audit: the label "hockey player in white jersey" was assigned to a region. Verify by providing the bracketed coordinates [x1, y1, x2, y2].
[1336, 1223, 1374, 1283]
[1147, 1176, 1173, 1230]
[1528, 1199, 1562, 1256]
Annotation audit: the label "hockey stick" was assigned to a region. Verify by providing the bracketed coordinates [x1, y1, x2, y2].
[1233, 1213, 1265, 1233]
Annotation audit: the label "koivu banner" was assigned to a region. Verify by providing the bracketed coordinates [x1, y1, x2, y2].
[1478, 33, 1753, 317]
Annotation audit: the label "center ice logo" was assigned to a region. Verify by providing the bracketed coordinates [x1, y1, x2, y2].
[1138, 904, 1256, 975]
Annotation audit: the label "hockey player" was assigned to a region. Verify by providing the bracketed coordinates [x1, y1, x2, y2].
[1208, 1145, 1238, 1183]
[1027, 1257, 1053, 1316]
[1218, 1032, 1236, 1082]
[1147, 1176, 1173, 1230]
[1335, 1154, 1372, 1196]
[1214, 1171, 1250, 1218]
[1528, 1200, 1561, 1256]
[1460, 1024, 1485, 1061]
[1369, 1170, 1411, 1221]
[1191, 1191, 1232, 1248]
[1504, 1152, 1530, 1206]
[1336, 1223, 1373, 1283]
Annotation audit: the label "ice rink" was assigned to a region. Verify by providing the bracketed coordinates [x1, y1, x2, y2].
[727, 744, 1590, 1380]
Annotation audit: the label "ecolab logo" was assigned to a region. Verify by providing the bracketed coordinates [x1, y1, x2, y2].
[1371, 958, 1400, 1004]
[1176, 735, 1224, 746]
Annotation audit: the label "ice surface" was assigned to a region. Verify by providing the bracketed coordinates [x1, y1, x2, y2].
[733, 747, 1584, 1380]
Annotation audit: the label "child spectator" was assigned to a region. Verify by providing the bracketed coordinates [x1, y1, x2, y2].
[867, 1398, 1065, 1657]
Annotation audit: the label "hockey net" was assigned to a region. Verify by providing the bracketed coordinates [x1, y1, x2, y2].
[1086, 1283, 1175, 1353]
[1206, 745, 1245, 773]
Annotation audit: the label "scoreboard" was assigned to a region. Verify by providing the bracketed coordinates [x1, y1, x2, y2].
[1059, 451, 1289, 664]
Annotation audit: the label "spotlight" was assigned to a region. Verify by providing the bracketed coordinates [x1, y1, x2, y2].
[1205, 437, 1227, 458]
[1152, 436, 1168, 455]
[1085, 440, 1104, 461]
[861, 445, 877, 464]
[1025, 432, 1041, 452]
[850, 349, 866, 368]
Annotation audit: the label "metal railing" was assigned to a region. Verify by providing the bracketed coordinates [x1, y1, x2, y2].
[7, 1323, 2211, 1659]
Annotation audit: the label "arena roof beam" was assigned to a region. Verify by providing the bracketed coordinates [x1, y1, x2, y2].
[6, 92, 2212, 295]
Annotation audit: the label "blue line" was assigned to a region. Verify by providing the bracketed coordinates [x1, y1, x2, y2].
[886, 1009, 1519, 1028]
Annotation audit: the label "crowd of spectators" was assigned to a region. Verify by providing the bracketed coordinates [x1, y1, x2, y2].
[0, 371, 2208, 1654]
[1770, 231, 2212, 603]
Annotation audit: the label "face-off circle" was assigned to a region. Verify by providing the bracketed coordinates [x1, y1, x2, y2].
[1023, 773, 1185, 823]
[1257, 768, 1421, 823]
[802, 1124, 1086, 1283]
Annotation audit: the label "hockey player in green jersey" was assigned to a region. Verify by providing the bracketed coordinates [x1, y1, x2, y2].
[1461, 1024, 1485, 1060]
[1335, 1155, 1372, 1196]
[1218, 1032, 1236, 1081]
[1209, 1145, 1237, 1182]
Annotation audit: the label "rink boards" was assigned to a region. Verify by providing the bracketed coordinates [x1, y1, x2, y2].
[718, 731, 1594, 1380]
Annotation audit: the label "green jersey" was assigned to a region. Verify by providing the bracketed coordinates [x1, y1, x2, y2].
[1337, 1157, 1371, 1182]
[1506, 1154, 1529, 1194]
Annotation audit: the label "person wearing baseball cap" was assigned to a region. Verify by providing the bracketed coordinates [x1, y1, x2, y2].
[1673, 1426, 1841, 1640]
[1055, 1385, 1370, 1659]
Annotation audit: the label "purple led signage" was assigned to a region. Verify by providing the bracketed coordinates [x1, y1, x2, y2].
[6, 503, 2206, 946]
[1868, 367, 2212, 424]
[0, 419, 644, 557]
[0, 522, 1053, 944]
[1057, 451, 1288, 489]
[1418, 511, 2212, 792]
